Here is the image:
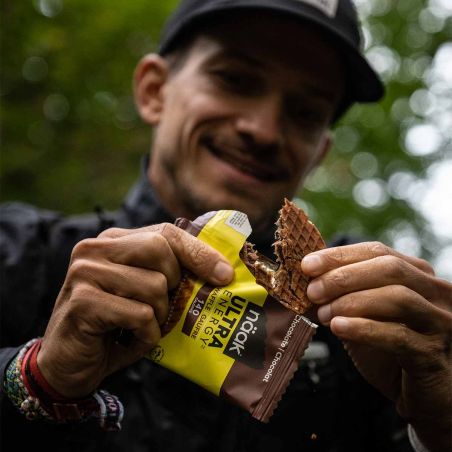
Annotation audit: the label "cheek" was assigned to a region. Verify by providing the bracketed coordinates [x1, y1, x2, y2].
[163, 91, 234, 148]
[186, 89, 238, 124]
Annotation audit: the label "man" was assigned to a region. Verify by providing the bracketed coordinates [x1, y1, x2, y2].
[1, 0, 451, 451]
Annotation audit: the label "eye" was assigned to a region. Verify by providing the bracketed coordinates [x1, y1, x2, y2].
[212, 70, 261, 95]
[288, 101, 329, 125]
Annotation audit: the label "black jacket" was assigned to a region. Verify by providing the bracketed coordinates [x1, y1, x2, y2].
[0, 160, 413, 451]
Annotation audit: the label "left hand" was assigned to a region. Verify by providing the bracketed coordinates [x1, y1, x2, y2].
[301, 242, 452, 452]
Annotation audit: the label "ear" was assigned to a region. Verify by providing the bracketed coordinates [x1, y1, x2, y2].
[133, 54, 169, 125]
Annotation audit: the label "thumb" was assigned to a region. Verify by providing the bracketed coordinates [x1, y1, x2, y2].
[161, 224, 234, 285]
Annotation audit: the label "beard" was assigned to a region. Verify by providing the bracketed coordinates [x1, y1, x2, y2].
[162, 156, 281, 236]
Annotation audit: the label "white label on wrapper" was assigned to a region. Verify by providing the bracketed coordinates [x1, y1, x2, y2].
[225, 211, 252, 238]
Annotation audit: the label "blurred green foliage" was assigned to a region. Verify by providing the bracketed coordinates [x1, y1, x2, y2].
[1, 0, 451, 270]
[1, 0, 179, 212]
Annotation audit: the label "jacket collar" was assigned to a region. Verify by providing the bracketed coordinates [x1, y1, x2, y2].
[117, 155, 174, 229]
[118, 155, 276, 257]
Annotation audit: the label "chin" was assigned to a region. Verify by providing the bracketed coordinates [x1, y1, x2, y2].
[177, 177, 283, 228]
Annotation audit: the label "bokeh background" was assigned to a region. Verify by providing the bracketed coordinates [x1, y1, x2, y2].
[1, 0, 452, 279]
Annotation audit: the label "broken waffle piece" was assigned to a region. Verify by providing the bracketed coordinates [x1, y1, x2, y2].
[241, 199, 325, 314]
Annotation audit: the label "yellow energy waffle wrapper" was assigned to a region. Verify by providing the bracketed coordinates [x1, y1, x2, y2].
[146, 207, 318, 422]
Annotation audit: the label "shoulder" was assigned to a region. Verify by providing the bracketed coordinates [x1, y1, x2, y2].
[0, 202, 117, 257]
[0, 201, 61, 230]
[0, 202, 61, 262]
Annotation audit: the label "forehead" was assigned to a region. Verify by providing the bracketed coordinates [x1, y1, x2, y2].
[181, 12, 345, 88]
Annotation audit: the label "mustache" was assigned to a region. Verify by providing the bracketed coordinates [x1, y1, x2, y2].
[200, 134, 291, 180]
[203, 134, 278, 159]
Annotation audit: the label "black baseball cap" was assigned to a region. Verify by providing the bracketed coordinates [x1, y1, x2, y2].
[158, 0, 384, 114]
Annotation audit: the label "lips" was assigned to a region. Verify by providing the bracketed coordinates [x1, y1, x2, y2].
[201, 136, 289, 183]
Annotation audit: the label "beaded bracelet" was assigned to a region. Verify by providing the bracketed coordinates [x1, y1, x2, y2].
[3, 338, 124, 431]
[4, 338, 52, 421]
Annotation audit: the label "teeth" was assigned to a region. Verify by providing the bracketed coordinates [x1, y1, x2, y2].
[206, 142, 271, 180]
[234, 162, 263, 179]
[224, 156, 263, 178]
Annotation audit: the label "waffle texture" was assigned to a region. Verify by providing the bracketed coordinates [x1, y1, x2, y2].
[241, 199, 325, 314]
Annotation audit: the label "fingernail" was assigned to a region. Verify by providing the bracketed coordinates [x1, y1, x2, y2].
[307, 279, 324, 301]
[302, 254, 322, 272]
[331, 317, 349, 333]
[213, 261, 234, 283]
[317, 304, 332, 325]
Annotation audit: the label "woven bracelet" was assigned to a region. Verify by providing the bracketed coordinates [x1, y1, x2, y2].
[3, 338, 124, 431]
[4, 338, 52, 421]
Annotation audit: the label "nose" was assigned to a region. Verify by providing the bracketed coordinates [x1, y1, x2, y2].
[235, 95, 284, 147]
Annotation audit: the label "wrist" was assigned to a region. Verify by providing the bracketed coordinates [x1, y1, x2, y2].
[24, 340, 99, 421]
[36, 341, 94, 399]
[3, 338, 124, 431]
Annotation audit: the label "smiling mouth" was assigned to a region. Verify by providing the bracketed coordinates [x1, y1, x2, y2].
[202, 138, 288, 183]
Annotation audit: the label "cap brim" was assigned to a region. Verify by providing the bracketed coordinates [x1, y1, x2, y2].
[159, 2, 385, 105]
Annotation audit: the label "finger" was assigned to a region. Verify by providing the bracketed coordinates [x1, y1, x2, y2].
[97, 224, 175, 239]
[302, 242, 435, 277]
[329, 317, 449, 371]
[80, 224, 234, 286]
[158, 223, 234, 284]
[73, 232, 181, 288]
[69, 259, 169, 325]
[98, 227, 134, 239]
[316, 285, 447, 332]
[306, 255, 437, 304]
[69, 283, 161, 347]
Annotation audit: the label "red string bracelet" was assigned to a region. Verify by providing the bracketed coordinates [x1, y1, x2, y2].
[18, 338, 123, 429]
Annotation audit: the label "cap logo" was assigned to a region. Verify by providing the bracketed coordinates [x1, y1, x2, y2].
[293, 0, 339, 18]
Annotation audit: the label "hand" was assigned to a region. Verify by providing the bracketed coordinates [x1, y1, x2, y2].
[38, 223, 234, 399]
[301, 242, 452, 452]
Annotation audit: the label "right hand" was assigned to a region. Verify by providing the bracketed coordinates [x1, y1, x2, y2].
[37, 223, 234, 398]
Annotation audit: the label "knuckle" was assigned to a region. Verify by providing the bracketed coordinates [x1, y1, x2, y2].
[189, 243, 213, 270]
[416, 336, 449, 371]
[329, 246, 346, 263]
[71, 238, 98, 258]
[367, 241, 390, 258]
[147, 230, 171, 255]
[160, 222, 178, 238]
[147, 233, 173, 266]
[151, 272, 168, 297]
[379, 255, 407, 278]
[418, 258, 435, 276]
[149, 230, 168, 247]
[70, 281, 96, 300]
[97, 227, 124, 239]
[361, 320, 376, 338]
[138, 305, 155, 325]
[393, 326, 410, 354]
[68, 258, 97, 281]
[67, 283, 97, 318]
[343, 293, 363, 313]
[329, 268, 349, 290]
[388, 284, 412, 301]
[158, 274, 169, 296]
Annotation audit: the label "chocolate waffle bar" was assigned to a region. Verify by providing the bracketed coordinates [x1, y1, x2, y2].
[241, 199, 325, 314]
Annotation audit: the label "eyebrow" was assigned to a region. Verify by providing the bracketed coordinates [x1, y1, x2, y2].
[207, 49, 267, 69]
[300, 85, 337, 103]
[206, 48, 338, 103]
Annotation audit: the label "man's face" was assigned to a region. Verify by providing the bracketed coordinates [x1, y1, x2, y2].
[144, 14, 345, 232]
